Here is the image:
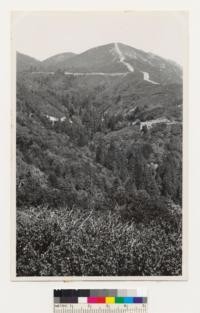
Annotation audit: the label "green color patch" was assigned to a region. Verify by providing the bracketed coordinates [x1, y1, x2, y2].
[115, 297, 124, 303]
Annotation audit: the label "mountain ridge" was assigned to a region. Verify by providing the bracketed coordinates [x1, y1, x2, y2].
[17, 42, 182, 85]
[17, 42, 182, 67]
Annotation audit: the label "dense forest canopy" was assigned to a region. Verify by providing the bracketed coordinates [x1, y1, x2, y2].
[17, 71, 182, 212]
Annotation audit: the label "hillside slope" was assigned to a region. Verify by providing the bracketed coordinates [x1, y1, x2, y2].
[42, 52, 76, 71]
[16, 70, 182, 209]
[17, 52, 42, 72]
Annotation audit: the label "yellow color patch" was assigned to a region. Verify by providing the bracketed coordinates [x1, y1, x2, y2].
[106, 297, 115, 304]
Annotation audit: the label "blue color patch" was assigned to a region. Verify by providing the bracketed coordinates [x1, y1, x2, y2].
[133, 297, 143, 303]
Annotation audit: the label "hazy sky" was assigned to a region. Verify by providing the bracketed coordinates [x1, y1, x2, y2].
[12, 11, 188, 65]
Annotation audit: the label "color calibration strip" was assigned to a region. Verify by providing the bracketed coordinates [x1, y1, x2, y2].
[54, 289, 147, 304]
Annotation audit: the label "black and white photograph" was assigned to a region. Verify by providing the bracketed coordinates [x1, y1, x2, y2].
[12, 11, 187, 279]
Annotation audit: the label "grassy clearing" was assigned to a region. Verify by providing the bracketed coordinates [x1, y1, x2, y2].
[17, 207, 182, 276]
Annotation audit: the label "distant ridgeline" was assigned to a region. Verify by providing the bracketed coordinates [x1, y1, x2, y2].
[17, 42, 182, 84]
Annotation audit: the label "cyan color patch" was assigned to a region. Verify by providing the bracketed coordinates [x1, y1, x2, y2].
[123, 297, 133, 303]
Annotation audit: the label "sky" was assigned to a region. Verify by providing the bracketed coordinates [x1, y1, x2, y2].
[12, 11, 188, 65]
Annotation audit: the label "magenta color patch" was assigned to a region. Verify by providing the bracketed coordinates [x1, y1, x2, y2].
[88, 297, 98, 303]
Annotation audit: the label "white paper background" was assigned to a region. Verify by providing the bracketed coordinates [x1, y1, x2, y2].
[0, 1, 200, 313]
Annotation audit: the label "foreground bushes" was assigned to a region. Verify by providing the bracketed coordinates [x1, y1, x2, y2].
[17, 207, 182, 276]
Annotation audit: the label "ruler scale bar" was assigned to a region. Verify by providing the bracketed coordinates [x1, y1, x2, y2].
[54, 306, 148, 312]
